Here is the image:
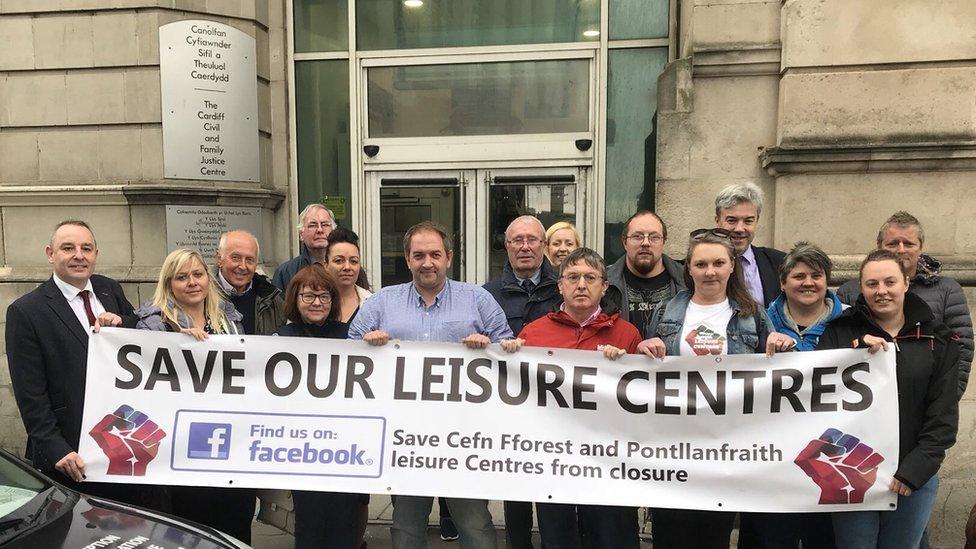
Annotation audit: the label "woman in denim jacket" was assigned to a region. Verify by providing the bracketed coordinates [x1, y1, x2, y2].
[636, 229, 795, 549]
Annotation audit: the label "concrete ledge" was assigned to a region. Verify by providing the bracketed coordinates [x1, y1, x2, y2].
[693, 46, 781, 78]
[762, 144, 976, 175]
[0, 183, 285, 208]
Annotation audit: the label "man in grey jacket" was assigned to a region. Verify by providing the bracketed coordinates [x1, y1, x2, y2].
[837, 211, 972, 397]
[606, 210, 686, 337]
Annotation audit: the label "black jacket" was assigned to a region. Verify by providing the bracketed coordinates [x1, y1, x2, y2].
[483, 258, 561, 337]
[816, 292, 959, 490]
[605, 253, 686, 335]
[837, 254, 973, 397]
[275, 319, 349, 339]
[5, 275, 136, 471]
[752, 245, 786, 307]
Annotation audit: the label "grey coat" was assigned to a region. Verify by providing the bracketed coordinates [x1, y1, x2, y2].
[134, 300, 244, 334]
[837, 254, 972, 396]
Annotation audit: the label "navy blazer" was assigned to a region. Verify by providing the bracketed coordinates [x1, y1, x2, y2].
[752, 245, 787, 307]
[5, 275, 135, 471]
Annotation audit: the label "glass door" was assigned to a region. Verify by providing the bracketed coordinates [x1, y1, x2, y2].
[364, 167, 586, 288]
[365, 170, 476, 287]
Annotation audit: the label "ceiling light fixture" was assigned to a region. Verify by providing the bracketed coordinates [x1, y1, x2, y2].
[583, 29, 600, 38]
[403, 0, 424, 7]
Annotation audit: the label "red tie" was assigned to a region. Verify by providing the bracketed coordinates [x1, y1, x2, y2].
[80, 290, 97, 327]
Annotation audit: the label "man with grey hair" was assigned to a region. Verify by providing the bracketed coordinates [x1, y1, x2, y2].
[837, 211, 972, 397]
[482, 215, 562, 548]
[216, 230, 285, 337]
[714, 182, 785, 307]
[272, 203, 336, 290]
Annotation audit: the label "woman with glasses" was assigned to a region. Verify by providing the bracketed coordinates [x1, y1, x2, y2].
[545, 221, 582, 267]
[134, 248, 250, 541]
[635, 229, 795, 549]
[816, 249, 958, 548]
[275, 264, 364, 548]
[502, 247, 643, 549]
[324, 227, 373, 323]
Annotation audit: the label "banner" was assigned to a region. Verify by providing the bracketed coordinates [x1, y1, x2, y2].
[79, 328, 899, 512]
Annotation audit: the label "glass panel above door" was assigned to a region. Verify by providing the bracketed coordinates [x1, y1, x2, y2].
[367, 59, 590, 138]
[610, 0, 670, 40]
[294, 0, 349, 52]
[357, 0, 600, 50]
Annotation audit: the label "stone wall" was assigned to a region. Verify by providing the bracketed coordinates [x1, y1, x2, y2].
[656, 1, 976, 546]
[0, 0, 290, 462]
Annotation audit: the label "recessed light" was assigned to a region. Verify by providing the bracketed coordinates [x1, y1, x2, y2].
[403, 0, 423, 7]
[583, 29, 600, 38]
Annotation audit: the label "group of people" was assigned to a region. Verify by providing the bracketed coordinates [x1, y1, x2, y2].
[5, 182, 969, 549]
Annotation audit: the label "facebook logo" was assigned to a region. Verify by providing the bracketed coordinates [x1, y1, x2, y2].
[187, 422, 232, 460]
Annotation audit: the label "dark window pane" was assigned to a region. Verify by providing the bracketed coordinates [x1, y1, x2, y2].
[610, 0, 669, 40]
[603, 48, 668, 264]
[294, 0, 348, 52]
[357, 0, 600, 50]
[295, 61, 351, 221]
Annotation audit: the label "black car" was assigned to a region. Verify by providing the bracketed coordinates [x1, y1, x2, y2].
[0, 449, 249, 548]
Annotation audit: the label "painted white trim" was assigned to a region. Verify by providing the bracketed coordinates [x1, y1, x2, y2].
[285, 0, 300, 258]
[608, 38, 669, 49]
[360, 48, 595, 67]
[593, 0, 610, 253]
[356, 41, 599, 59]
[294, 51, 350, 61]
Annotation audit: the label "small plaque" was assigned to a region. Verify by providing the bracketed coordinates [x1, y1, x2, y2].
[160, 20, 259, 182]
[321, 196, 347, 221]
[165, 206, 263, 260]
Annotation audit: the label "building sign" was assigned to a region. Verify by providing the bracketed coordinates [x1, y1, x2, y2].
[159, 20, 259, 182]
[165, 206, 262, 258]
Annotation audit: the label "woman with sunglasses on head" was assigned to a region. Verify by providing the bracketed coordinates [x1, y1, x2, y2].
[636, 228, 795, 549]
[134, 248, 251, 541]
[815, 249, 958, 548]
[324, 227, 373, 323]
[275, 264, 365, 548]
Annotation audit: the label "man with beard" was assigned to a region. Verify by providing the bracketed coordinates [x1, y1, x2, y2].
[606, 210, 685, 337]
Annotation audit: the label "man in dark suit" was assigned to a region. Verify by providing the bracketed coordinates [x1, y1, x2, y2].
[714, 182, 786, 307]
[5, 220, 157, 507]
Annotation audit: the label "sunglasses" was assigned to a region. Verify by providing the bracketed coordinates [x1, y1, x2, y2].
[689, 228, 733, 241]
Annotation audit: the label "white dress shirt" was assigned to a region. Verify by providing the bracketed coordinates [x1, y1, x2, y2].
[52, 273, 106, 332]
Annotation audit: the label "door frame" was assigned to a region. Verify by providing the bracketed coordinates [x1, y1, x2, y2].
[364, 165, 589, 288]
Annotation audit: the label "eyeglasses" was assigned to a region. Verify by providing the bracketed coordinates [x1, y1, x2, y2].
[690, 228, 733, 241]
[305, 222, 332, 231]
[626, 233, 664, 244]
[298, 292, 332, 304]
[560, 273, 605, 285]
[506, 237, 542, 248]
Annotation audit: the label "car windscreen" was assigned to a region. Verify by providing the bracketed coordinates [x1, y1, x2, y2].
[0, 454, 46, 518]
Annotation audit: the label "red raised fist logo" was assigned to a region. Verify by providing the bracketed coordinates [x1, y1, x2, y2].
[795, 428, 884, 504]
[89, 405, 167, 476]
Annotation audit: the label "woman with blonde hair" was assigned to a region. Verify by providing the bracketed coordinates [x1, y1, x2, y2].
[136, 248, 242, 337]
[134, 248, 250, 542]
[545, 221, 581, 267]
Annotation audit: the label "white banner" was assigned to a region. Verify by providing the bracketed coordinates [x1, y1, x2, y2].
[79, 328, 899, 512]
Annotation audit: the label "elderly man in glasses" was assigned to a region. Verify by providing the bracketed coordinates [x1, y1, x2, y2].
[606, 210, 686, 337]
[272, 203, 337, 291]
[483, 215, 564, 548]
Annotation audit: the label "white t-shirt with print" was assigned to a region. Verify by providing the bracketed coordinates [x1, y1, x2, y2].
[679, 299, 734, 357]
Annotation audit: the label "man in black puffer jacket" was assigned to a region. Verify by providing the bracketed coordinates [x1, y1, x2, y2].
[837, 211, 972, 398]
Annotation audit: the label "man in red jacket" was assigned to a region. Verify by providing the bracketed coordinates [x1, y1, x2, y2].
[502, 247, 641, 549]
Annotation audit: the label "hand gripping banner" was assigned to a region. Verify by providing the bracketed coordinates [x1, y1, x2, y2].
[79, 328, 900, 512]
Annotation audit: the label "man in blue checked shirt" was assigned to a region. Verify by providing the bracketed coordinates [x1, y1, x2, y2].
[349, 220, 512, 549]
